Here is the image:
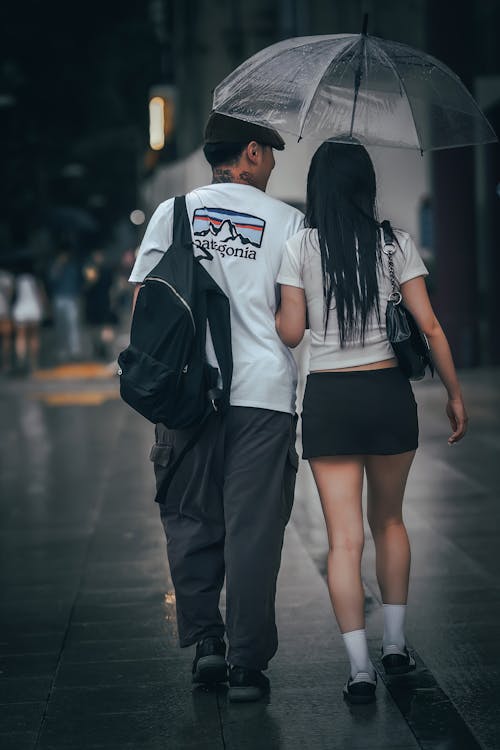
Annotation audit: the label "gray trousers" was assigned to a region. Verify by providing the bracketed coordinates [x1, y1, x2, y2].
[150, 406, 298, 671]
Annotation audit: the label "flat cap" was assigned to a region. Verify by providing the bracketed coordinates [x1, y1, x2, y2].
[204, 112, 285, 151]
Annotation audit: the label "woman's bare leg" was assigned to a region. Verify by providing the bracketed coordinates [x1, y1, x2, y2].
[309, 456, 365, 633]
[15, 323, 27, 367]
[27, 323, 40, 370]
[0, 320, 12, 371]
[365, 451, 416, 605]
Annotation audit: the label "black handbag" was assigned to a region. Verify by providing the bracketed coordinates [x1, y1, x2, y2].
[381, 221, 434, 381]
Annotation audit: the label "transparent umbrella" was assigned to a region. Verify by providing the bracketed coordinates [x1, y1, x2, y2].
[213, 22, 497, 151]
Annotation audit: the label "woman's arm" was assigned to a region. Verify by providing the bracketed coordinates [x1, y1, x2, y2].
[275, 284, 306, 348]
[400, 276, 468, 444]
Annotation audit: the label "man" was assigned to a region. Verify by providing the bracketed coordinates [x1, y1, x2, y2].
[49, 249, 83, 362]
[129, 113, 303, 702]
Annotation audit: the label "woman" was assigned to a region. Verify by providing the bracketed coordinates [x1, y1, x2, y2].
[275, 142, 467, 704]
[12, 268, 45, 373]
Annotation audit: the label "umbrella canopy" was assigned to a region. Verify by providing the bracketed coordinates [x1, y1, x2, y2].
[213, 31, 497, 151]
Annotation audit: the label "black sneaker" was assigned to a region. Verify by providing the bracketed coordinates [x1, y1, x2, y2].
[192, 637, 227, 684]
[343, 671, 377, 704]
[381, 645, 416, 676]
[228, 666, 270, 702]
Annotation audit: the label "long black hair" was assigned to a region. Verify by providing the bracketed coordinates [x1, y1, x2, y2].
[305, 141, 381, 346]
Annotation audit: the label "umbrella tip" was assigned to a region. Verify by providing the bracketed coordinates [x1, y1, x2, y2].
[361, 13, 368, 36]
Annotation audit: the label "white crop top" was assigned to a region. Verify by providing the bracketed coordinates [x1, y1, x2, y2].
[277, 227, 428, 371]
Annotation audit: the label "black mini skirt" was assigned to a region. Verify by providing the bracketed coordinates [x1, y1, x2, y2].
[301, 367, 418, 459]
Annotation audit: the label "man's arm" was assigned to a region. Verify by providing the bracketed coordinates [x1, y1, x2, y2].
[131, 283, 141, 314]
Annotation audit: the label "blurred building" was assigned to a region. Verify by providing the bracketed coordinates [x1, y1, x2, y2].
[143, 0, 500, 367]
[2, 0, 499, 365]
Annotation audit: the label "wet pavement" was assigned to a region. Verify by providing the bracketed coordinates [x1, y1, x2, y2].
[0, 364, 499, 749]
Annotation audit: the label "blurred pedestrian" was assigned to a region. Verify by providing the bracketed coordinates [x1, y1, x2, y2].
[114, 248, 136, 323]
[276, 141, 468, 704]
[0, 268, 14, 373]
[49, 249, 83, 361]
[12, 266, 45, 374]
[83, 250, 117, 361]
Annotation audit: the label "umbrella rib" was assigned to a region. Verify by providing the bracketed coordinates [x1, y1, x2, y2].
[376, 44, 423, 151]
[349, 33, 368, 137]
[298, 38, 361, 140]
[217, 36, 350, 115]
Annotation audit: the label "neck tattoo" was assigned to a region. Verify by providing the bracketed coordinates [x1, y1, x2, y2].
[211, 167, 258, 187]
[212, 168, 236, 184]
[238, 171, 256, 186]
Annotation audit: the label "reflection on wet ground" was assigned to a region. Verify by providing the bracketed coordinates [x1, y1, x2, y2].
[0, 366, 499, 749]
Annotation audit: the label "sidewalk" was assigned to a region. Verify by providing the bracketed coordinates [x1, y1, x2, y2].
[0, 366, 498, 749]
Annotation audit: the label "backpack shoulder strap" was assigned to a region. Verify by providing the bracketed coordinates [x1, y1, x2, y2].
[173, 195, 192, 246]
[206, 290, 233, 408]
[147, 196, 192, 281]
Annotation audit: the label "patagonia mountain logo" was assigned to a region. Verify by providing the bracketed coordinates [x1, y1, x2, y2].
[192, 208, 266, 248]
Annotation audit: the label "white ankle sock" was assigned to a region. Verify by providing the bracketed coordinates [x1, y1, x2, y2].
[382, 604, 407, 650]
[342, 629, 375, 679]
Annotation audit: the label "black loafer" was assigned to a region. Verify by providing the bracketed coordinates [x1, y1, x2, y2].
[343, 671, 377, 704]
[381, 645, 416, 676]
[228, 666, 270, 702]
[192, 637, 227, 684]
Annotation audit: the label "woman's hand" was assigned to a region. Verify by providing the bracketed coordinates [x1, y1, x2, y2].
[446, 397, 468, 444]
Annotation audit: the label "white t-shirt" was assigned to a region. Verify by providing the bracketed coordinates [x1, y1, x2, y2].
[130, 183, 304, 414]
[12, 274, 43, 324]
[277, 227, 428, 371]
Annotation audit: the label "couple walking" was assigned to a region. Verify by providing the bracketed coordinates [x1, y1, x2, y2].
[129, 113, 467, 704]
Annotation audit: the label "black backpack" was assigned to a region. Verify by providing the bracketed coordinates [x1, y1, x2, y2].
[118, 196, 233, 430]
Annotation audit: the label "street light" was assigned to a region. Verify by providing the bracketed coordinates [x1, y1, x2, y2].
[148, 85, 176, 151]
[129, 209, 145, 225]
[149, 96, 165, 150]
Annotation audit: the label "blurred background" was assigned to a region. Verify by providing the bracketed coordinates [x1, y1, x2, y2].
[1, 0, 500, 371]
[1, 5, 500, 749]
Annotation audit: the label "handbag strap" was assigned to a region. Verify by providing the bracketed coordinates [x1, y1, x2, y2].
[380, 220, 402, 305]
